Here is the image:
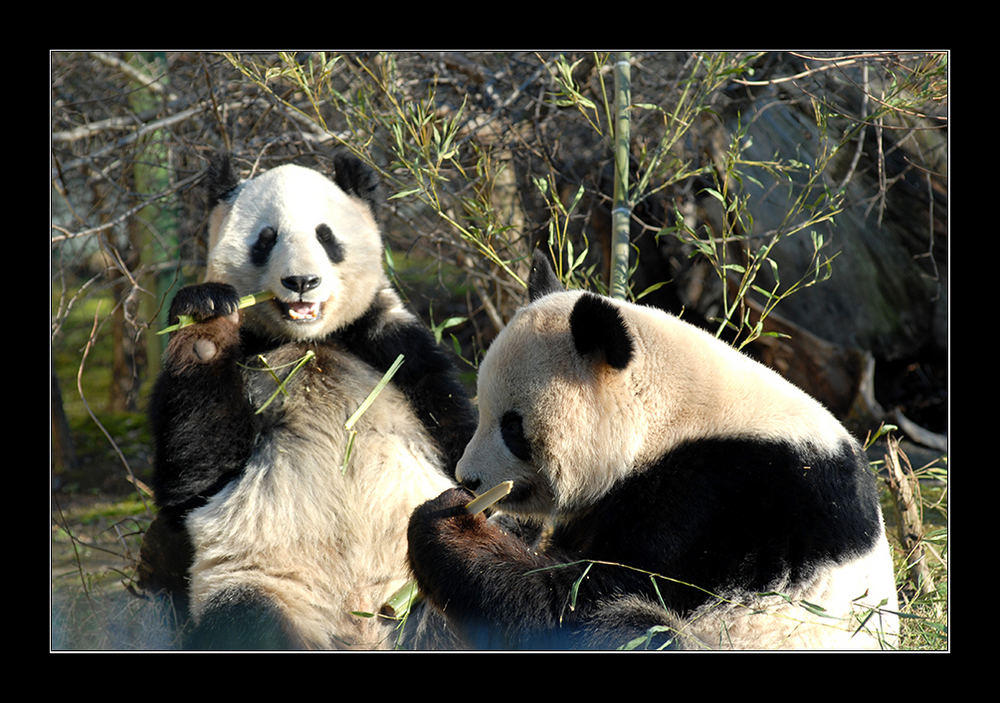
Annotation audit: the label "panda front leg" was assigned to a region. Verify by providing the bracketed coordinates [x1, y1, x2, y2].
[148, 282, 257, 523]
[407, 488, 586, 649]
[339, 293, 477, 474]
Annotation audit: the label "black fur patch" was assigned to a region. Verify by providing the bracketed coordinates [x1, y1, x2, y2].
[206, 152, 241, 205]
[167, 282, 242, 325]
[528, 250, 564, 301]
[186, 587, 301, 650]
[569, 293, 634, 370]
[251, 226, 278, 267]
[500, 411, 531, 462]
[557, 435, 882, 614]
[333, 151, 382, 223]
[316, 223, 345, 263]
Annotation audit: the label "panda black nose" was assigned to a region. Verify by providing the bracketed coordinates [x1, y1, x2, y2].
[282, 275, 321, 294]
[460, 477, 481, 492]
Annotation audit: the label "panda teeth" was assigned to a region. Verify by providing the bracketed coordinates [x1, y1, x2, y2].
[286, 301, 320, 321]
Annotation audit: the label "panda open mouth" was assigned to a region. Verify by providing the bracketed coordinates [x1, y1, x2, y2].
[277, 300, 322, 322]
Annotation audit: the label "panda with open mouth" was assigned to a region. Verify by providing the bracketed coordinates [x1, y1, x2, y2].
[141, 151, 475, 650]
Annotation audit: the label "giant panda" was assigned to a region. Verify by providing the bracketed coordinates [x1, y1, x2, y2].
[406, 251, 899, 650]
[142, 151, 474, 650]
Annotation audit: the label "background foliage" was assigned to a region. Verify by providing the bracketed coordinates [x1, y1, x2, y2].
[51, 51, 948, 650]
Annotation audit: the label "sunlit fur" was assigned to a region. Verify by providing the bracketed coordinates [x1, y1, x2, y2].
[149, 157, 470, 649]
[207, 164, 386, 341]
[461, 292, 854, 515]
[455, 289, 899, 649]
[187, 344, 453, 648]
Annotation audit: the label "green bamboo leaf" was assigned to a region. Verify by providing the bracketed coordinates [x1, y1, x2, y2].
[569, 562, 593, 612]
[345, 354, 405, 432]
[635, 281, 668, 300]
[701, 187, 725, 204]
[621, 625, 676, 651]
[433, 317, 465, 345]
[799, 600, 835, 618]
[389, 187, 423, 200]
[255, 349, 316, 415]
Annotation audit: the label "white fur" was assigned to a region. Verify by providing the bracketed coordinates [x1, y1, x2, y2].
[186, 346, 453, 649]
[459, 291, 851, 515]
[668, 529, 899, 649]
[187, 161, 455, 649]
[458, 290, 899, 649]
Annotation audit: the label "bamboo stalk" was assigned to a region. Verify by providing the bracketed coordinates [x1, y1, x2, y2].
[254, 350, 316, 415]
[610, 52, 632, 300]
[464, 480, 514, 515]
[157, 290, 276, 335]
[380, 580, 422, 619]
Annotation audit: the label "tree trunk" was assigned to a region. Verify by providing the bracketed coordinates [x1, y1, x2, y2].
[51, 356, 76, 473]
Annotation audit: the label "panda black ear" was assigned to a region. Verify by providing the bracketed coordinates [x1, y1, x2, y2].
[528, 250, 564, 302]
[333, 151, 382, 218]
[569, 293, 634, 370]
[205, 152, 241, 206]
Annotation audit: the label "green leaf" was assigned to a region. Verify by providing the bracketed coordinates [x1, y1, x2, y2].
[701, 187, 725, 204]
[569, 562, 593, 611]
[621, 625, 676, 651]
[431, 316, 467, 345]
[635, 281, 669, 300]
[255, 350, 316, 415]
[344, 354, 405, 431]
[389, 187, 422, 200]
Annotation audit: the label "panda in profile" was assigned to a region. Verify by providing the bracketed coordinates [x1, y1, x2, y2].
[407, 252, 899, 650]
[142, 151, 474, 649]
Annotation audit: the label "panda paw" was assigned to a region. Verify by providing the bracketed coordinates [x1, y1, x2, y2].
[408, 487, 522, 578]
[409, 487, 486, 551]
[169, 282, 242, 324]
[409, 487, 481, 531]
[165, 283, 243, 367]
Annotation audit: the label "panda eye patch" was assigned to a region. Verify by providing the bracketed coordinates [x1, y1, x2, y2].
[251, 226, 278, 266]
[500, 411, 531, 462]
[316, 224, 344, 264]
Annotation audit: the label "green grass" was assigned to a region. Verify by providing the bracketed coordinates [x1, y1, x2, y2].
[880, 472, 948, 650]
